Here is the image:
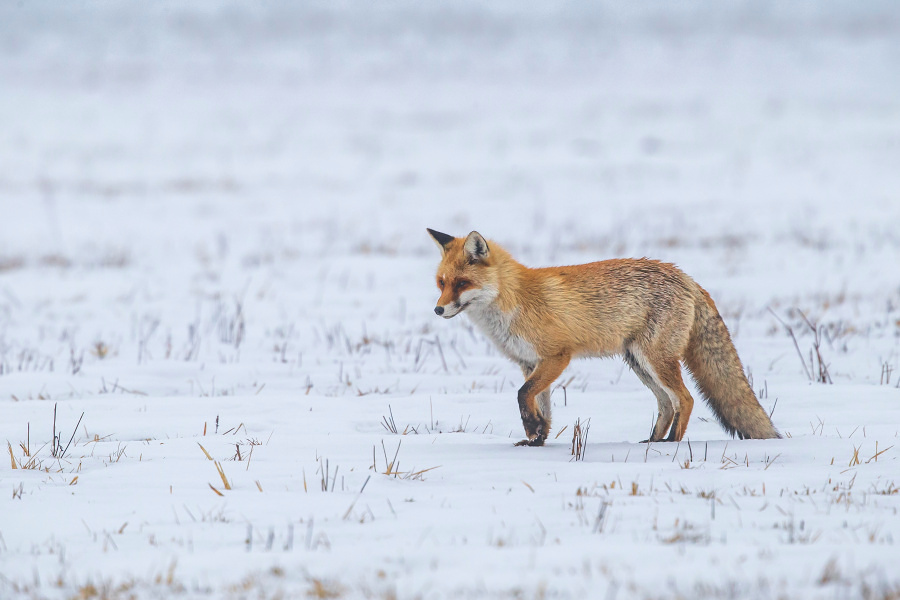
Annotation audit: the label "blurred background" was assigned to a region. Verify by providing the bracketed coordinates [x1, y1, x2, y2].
[1, 1, 899, 355]
[3, 1, 899, 258]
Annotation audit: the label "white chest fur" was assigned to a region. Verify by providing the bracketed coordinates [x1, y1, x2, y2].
[467, 303, 540, 366]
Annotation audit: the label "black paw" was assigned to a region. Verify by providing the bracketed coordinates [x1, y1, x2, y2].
[521, 414, 548, 437]
[514, 435, 546, 447]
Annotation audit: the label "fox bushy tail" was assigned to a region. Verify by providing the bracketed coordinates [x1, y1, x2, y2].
[684, 289, 780, 439]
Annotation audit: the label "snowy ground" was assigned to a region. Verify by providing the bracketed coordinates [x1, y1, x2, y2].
[2, 2, 900, 598]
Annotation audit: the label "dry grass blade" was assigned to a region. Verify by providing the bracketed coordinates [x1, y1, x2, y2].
[593, 501, 610, 534]
[7, 442, 16, 469]
[866, 444, 893, 464]
[571, 418, 590, 461]
[381, 405, 398, 434]
[214, 461, 232, 490]
[382, 439, 402, 476]
[879, 361, 894, 386]
[317, 457, 339, 491]
[798, 310, 832, 384]
[197, 443, 213, 460]
[50, 403, 85, 460]
[405, 465, 440, 480]
[208, 483, 224, 497]
[849, 445, 861, 467]
[768, 308, 812, 381]
[373, 439, 437, 481]
[343, 475, 372, 520]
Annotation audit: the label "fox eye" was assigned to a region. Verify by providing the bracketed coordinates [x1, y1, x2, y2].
[438, 279, 445, 289]
[455, 280, 470, 290]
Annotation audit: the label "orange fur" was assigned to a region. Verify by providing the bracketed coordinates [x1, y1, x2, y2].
[428, 229, 780, 446]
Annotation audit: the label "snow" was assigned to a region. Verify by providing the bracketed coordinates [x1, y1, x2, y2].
[1, 2, 899, 598]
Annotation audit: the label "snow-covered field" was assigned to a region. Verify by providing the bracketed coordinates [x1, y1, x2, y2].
[2, 2, 900, 598]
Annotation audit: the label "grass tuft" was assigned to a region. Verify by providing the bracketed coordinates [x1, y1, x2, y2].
[570, 418, 590, 462]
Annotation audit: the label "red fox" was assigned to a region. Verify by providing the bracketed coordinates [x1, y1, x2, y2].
[427, 228, 780, 446]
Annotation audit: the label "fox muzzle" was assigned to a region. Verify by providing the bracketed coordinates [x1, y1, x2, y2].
[434, 301, 468, 319]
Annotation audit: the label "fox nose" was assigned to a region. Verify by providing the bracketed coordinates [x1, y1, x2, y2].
[434, 306, 444, 316]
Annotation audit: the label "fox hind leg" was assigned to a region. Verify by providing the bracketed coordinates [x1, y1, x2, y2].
[625, 348, 676, 442]
[653, 359, 695, 442]
[631, 348, 696, 442]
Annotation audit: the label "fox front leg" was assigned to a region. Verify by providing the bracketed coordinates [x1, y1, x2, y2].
[514, 353, 571, 447]
[515, 380, 549, 446]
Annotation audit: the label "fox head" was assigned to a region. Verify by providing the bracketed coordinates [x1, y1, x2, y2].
[427, 228, 499, 319]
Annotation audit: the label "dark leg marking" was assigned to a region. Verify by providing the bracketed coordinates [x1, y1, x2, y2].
[516, 379, 549, 446]
[664, 414, 681, 442]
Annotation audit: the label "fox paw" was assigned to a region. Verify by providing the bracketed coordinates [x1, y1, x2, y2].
[525, 418, 548, 438]
[514, 435, 546, 447]
[517, 414, 549, 447]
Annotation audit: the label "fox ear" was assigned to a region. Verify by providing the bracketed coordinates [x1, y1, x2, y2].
[427, 228, 455, 256]
[463, 231, 490, 263]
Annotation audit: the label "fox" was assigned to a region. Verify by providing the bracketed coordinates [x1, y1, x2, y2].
[427, 228, 780, 446]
